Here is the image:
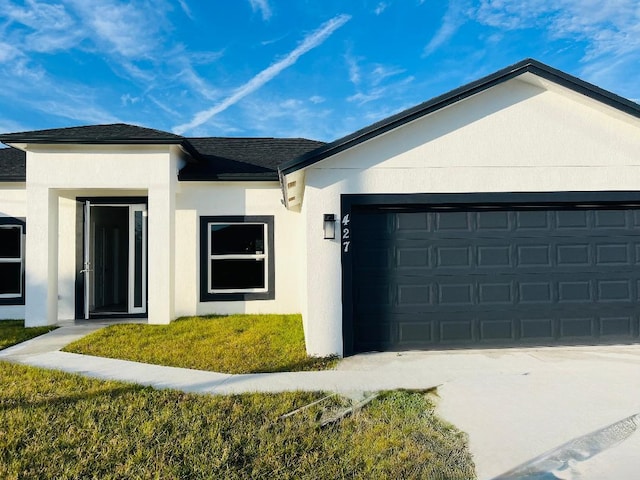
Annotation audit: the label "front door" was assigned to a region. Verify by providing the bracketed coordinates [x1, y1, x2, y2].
[82, 201, 147, 318]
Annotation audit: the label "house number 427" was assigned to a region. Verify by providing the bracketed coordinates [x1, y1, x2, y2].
[342, 214, 351, 253]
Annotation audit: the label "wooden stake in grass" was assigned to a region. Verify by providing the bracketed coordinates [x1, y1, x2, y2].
[319, 392, 380, 427]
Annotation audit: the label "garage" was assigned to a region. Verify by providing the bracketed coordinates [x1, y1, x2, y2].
[343, 194, 640, 354]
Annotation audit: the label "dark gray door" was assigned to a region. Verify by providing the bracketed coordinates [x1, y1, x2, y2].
[351, 206, 640, 352]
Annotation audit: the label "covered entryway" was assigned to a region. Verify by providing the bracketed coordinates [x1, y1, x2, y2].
[78, 199, 147, 319]
[343, 193, 640, 354]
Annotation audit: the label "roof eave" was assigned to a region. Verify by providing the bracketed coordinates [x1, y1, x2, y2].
[0, 138, 202, 163]
[178, 172, 279, 182]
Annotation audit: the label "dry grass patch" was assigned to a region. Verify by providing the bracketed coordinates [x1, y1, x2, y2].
[0, 320, 57, 350]
[0, 362, 475, 479]
[63, 314, 337, 373]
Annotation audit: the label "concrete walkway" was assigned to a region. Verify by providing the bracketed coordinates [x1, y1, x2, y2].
[2, 323, 640, 479]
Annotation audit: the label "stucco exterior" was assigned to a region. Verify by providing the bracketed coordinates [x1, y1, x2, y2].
[1, 60, 639, 357]
[297, 77, 640, 356]
[174, 181, 303, 317]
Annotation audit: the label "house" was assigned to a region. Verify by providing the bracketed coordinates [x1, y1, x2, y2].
[1, 58, 640, 357]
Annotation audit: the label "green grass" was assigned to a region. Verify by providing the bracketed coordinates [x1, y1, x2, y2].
[0, 362, 475, 479]
[63, 314, 338, 374]
[0, 320, 57, 350]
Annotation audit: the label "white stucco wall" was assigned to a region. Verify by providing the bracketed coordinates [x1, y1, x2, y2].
[299, 78, 640, 356]
[0, 145, 302, 324]
[0, 183, 26, 319]
[175, 181, 302, 317]
[24, 144, 181, 326]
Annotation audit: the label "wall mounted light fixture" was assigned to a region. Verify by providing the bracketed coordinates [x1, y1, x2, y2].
[323, 214, 336, 239]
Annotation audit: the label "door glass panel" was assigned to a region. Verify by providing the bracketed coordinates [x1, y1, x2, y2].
[134, 210, 143, 308]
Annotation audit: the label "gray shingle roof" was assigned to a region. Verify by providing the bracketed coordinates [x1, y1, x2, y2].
[0, 123, 185, 143]
[178, 137, 326, 181]
[0, 125, 325, 182]
[0, 147, 26, 182]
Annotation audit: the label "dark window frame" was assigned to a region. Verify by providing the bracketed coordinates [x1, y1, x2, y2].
[0, 216, 25, 305]
[199, 216, 275, 301]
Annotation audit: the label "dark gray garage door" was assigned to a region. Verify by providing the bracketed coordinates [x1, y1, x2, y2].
[351, 206, 640, 352]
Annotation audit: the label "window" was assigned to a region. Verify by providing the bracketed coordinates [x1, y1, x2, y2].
[200, 216, 274, 301]
[0, 218, 25, 305]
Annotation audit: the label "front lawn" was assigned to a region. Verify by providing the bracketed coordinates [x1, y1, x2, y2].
[63, 314, 337, 373]
[0, 320, 57, 350]
[0, 362, 475, 479]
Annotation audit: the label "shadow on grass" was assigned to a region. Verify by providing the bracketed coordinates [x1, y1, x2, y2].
[0, 385, 142, 412]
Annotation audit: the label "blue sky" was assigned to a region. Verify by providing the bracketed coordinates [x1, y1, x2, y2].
[1, 0, 639, 141]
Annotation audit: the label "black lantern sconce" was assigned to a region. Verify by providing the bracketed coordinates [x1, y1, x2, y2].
[323, 214, 336, 239]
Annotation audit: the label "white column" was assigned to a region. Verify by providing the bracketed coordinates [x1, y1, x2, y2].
[147, 179, 175, 325]
[25, 187, 59, 326]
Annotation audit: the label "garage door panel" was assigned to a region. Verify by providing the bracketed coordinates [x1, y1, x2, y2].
[479, 283, 513, 304]
[519, 282, 553, 304]
[397, 285, 431, 306]
[596, 243, 630, 264]
[516, 211, 550, 229]
[556, 210, 589, 228]
[594, 210, 628, 227]
[558, 281, 592, 302]
[435, 211, 473, 231]
[439, 319, 474, 343]
[520, 318, 554, 340]
[398, 321, 433, 344]
[477, 211, 511, 230]
[600, 316, 634, 336]
[351, 205, 640, 352]
[516, 245, 552, 267]
[397, 248, 429, 267]
[437, 283, 473, 305]
[478, 245, 512, 267]
[479, 318, 516, 341]
[597, 280, 632, 302]
[397, 212, 429, 230]
[560, 317, 595, 337]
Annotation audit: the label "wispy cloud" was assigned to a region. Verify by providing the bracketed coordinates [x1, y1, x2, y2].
[374, 2, 389, 15]
[371, 64, 405, 86]
[249, 0, 272, 21]
[68, 0, 166, 58]
[173, 14, 352, 135]
[423, 0, 468, 57]
[471, 0, 640, 60]
[345, 52, 362, 85]
[177, 0, 193, 20]
[470, 0, 640, 94]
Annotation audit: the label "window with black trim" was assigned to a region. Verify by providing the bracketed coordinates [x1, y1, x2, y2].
[0, 217, 25, 305]
[200, 216, 274, 301]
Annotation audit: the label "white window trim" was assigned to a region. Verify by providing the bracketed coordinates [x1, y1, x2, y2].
[0, 224, 24, 299]
[207, 222, 269, 294]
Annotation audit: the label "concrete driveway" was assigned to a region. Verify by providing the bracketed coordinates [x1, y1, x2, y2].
[338, 345, 640, 479]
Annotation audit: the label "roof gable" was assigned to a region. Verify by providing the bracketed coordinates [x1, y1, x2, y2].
[0, 123, 202, 162]
[0, 123, 184, 144]
[278, 58, 640, 176]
